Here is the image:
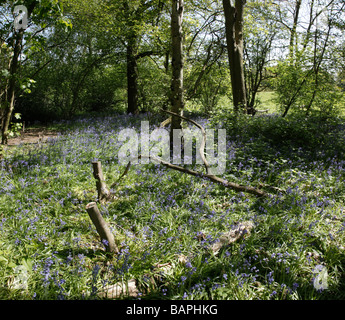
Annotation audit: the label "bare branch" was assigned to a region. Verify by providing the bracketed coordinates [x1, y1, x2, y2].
[110, 161, 132, 189]
[137, 155, 267, 197]
[160, 117, 171, 128]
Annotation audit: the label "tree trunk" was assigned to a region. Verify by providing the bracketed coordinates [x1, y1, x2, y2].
[0, 44, 9, 130]
[170, 0, 184, 133]
[127, 40, 139, 115]
[289, 0, 302, 62]
[1, 29, 24, 145]
[222, 0, 248, 113]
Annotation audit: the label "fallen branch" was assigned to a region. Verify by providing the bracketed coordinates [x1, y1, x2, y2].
[110, 161, 131, 189]
[96, 220, 255, 298]
[159, 110, 267, 197]
[258, 183, 286, 194]
[136, 155, 267, 197]
[86, 202, 119, 254]
[160, 117, 171, 128]
[210, 221, 254, 254]
[98, 279, 138, 299]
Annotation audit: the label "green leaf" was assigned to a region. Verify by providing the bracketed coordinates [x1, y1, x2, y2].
[1, 69, 10, 78]
[0, 256, 8, 264]
[21, 259, 33, 273]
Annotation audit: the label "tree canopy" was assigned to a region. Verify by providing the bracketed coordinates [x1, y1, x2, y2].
[0, 0, 344, 134]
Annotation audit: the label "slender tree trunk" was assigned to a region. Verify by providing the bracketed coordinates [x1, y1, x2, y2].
[0, 44, 9, 129]
[161, 50, 171, 111]
[305, 23, 332, 115]
[170, 0, 184, 133]
[164, 50, 170, 74]
[2, 29, 24, 145]
[289, 0, 302, 62]
[0, 84, 8, 131]
[127, 40, 139, 115]
[223, 0, 248, 113]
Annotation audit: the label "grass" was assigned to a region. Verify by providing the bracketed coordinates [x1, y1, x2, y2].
[1, 111, 345, 300]
[256, 91, 278, 113]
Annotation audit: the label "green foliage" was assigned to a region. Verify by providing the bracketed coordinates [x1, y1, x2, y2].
[211, 109, 345, 161]
[243, 0, 279, 109]
[138, 58, 170, 113]
[16, 8, 129, 121]
[83, 65, 127, 114]
[186, 59, 232, 115]
[8, 113, 22, 138]
[271, 61, 343, 117]
[19, 78, 36, 95]
[2, 0, 345, 300]
[270, 61, 307, 112]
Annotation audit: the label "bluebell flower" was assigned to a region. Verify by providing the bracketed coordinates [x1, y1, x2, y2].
[92, 264, 101, 277]
[270, 291, 277, 297]
[266, 271, 274, 285]
[313, 265, 328, 291]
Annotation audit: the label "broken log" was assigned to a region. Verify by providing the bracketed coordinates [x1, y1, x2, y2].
[211, 221, 254, 255]
[86, 202, 119, 254]
[92, 161, 111, 203]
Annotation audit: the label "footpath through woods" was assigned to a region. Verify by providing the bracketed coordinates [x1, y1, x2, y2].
[6, 128, 59, 146]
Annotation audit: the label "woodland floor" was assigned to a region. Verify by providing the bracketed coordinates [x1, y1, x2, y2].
[7, 128, 59, 146]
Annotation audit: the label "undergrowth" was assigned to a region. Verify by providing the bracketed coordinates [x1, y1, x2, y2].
[1, 112, 345, 300]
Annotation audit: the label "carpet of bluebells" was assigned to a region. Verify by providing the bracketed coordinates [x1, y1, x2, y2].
[1, 112, 345, 300]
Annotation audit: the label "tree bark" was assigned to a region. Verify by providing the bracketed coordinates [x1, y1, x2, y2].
[92, 161, 111, 203]
[223, 0, 248, 113]
[126, 40, 139, 115]
[170, 0, 184, 133]
[86, 202, 119, 254]
[1, 29, 24, 145]
[0, 43, 10, 130]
